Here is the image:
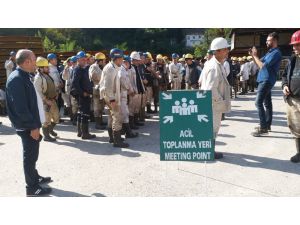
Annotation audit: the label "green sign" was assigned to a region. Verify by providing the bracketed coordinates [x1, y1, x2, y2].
[160, 90, 214, 161]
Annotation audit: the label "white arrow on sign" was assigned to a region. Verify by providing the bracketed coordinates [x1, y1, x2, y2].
[163, 116, 174, 124]
[197, 114, 209, 123]
[162, 92, 172, 100]
[196, 91, 206, 99]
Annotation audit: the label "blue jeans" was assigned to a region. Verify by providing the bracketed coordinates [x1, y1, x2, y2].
[16, 130, 40, 188]
[255, 81, 273, 129]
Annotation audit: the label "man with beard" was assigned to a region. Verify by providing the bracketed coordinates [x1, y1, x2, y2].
[250, 32, 282, 137]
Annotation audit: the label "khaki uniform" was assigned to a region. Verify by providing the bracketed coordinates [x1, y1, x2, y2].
[169, 62, 182, 90]
[100, 62, 122, 131]
[63, 65, 77, 116]
[200, 56, 231, 138]
[4, 59, 15, 79]
[287, 97, 300, 137]
[89, 63, 105, 118]
[128, 66, 140, 116]
[33, 72, 59, 127]
[119, 65, 133, 123]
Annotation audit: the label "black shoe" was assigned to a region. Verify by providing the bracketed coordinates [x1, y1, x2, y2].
[251, 128, 269, 137]
[291, 153, 300, 163]
[26, 186, 52, 197]
[214, 152, 223, 160]
[38, 176, 52, 184]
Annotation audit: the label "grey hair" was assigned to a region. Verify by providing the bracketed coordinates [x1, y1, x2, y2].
[16, 49, 34, 65]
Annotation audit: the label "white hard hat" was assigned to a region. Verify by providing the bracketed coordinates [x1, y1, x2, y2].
[130, 51, 141, 60]
[210, 37, 230, 51]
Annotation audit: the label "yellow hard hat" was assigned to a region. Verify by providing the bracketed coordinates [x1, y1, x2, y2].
[184, 53, 193, 59]
[247, 56, 253, 60]
[179, 58, 185, 62]
[86, 53, 92, 58]
[156, 54, 163, 60]
[95, 52, 106, 60]
[238, 57, 244, 62]
[146, 52, 153, 60]
[232, 57, 237, 61]
[36, 57, 49, 67]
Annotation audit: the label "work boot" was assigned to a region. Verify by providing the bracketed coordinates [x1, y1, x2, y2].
[63, 106, 68, 116]
[129, 116, 139, 130]
[134, 113, 144, 126]
[89, 111, 95, 122]
[123, 123, 138, 138]
[81, 122, 96, 139]
[147, 104, 155, 114]
[113, 130, 129, 148]
[121, 124, 126, 135]
[108, 128, 114, 143]
[212, 139, 223, 160]
[49, 122, 58, 137]
[141, 108, 150, 119]
[291, 138, 300, 163]
[221, 114, 225, 121]
[71, 114, 77, 126]
[99, 115, 107, 126]
[66, 107, 72, 120]
[42, 127, 56, 142]
[77, 114, 82, 137]
[95, 117, 106, 130]
[214, 152, 223, 160]
[154, 104, 158, 113]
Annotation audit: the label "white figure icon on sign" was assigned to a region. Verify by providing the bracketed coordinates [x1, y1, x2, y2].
[172, 100, 181, 114]
[172, 98, 198, 116]
[188, 100, 198, 113]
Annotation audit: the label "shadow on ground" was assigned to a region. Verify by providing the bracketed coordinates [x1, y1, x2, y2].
[220, 152, 300, 176]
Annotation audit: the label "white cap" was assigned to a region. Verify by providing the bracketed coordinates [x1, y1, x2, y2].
[210, 37, 230, 51]
[130, 51, 141, 60]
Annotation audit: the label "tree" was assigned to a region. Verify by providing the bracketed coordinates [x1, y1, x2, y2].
[194, 28, 232, 57]
[59, 40, 81, 52]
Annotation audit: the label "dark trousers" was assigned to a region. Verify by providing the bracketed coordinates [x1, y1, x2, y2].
[255, 81, 273, 129]
[16, 130, 40, 188]
[78, 96, 91, 124]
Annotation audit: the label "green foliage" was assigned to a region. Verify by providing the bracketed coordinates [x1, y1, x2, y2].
[59, 40, 80, 52]
[0, 28, 231, 56]
[115, 42, 128, 51]
[43, 36, 57, 52]
[194, 28, 232, 57]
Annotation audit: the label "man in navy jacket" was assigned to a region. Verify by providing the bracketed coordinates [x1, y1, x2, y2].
[6, 49, 52, 197]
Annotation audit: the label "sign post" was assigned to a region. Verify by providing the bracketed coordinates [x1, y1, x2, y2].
[160, 90, 214, 161]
